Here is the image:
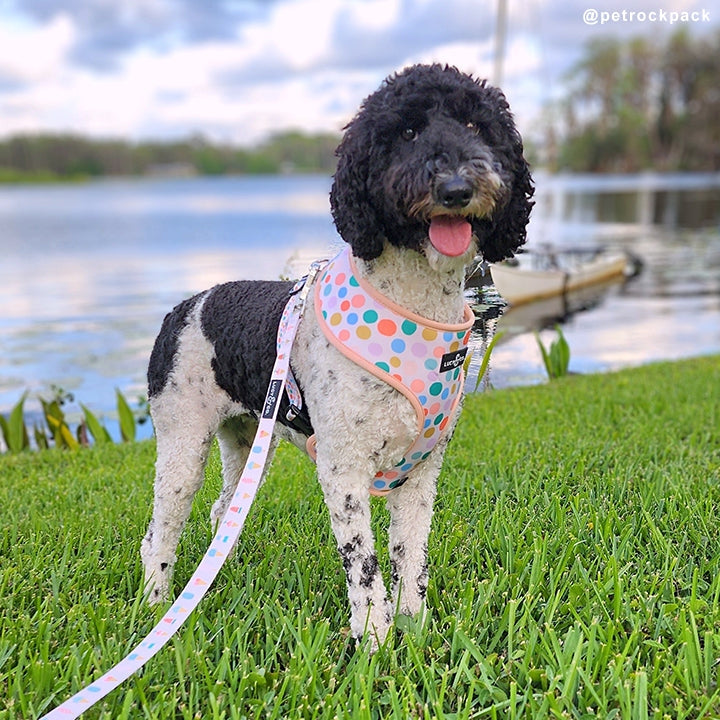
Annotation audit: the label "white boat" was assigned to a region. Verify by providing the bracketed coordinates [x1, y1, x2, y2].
[489, 250, 629, 305]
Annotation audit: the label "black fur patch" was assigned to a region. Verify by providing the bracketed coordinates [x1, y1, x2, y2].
[360, 554, 380, 588]
[147, 293, 203, 397]
[148, 279, 313, 434]
[344, 494, 361, 514]
[200, 280, 292, 410]
[339, 534, 364, 581]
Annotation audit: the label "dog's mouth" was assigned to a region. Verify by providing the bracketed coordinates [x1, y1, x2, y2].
[428, 215, 473, 257]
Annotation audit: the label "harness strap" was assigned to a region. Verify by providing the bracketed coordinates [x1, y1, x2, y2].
[40, 265, 323, 719]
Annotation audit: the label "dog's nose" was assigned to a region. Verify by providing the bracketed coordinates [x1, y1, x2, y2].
[436, 175, 473, 209]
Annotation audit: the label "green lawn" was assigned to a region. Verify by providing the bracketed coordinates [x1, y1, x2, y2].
[2, 355, 719, 719]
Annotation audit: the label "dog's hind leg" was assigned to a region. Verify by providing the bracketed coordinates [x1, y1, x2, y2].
[210, 415, 277, 527]
[141, 405, 217, 604]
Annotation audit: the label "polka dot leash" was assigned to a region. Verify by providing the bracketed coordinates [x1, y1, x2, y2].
[39, 265, 324, 720]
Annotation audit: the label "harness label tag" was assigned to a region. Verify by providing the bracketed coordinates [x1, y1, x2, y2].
[262, 379, 283, 419]
[439, 347, 468, 373]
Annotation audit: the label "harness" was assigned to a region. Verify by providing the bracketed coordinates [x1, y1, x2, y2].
[306, 246, 474, 496]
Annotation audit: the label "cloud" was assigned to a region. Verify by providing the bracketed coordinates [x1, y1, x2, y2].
[0, 0, 717, 143]
[7, 0, 276, 71]
[208, 0, 503, 140]
[330, 0, 496, 69]
[0, 13, 75, 83]
[217, 0, 499, 90]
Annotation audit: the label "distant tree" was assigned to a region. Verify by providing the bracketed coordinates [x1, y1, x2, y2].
[659, 29, 720, 170]
[257, 131, 339, 173]
[0, 130, 341, 181]
[546, 29, 720, 172]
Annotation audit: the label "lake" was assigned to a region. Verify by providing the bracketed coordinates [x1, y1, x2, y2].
[1, 173, 719, 439]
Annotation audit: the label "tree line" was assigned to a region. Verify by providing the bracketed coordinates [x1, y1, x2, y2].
[543, 28, 720, 172]
[0, 131, 340, 181]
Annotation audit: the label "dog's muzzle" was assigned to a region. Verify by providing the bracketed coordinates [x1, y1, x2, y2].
[435, 175, 474, 209]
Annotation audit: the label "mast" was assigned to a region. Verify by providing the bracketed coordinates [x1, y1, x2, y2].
[493, 0, 507, 87]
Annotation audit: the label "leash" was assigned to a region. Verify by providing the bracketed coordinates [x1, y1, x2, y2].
[40, 261, 325, 720]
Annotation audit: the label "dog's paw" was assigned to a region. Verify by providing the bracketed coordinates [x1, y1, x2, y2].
[144, 578, 169, 605]
[352, 598, 393, 652]
[141, 562, 171, 605]
[396, 595, 426, 618]
[357, 624, 388, 654]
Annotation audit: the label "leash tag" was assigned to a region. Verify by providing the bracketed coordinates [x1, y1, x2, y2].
[261, 379, 283, 419]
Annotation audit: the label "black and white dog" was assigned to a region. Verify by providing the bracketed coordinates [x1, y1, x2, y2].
[141, 64, 533, 646]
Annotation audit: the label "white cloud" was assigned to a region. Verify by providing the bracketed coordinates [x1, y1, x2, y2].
[343, 0, 402, 32]
[247, 0, 337, 71]
[402, 40, 494, 79]
[0, 13, 74, 83]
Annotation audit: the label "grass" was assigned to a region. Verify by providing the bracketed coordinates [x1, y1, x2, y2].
[2, 355, 720, 719]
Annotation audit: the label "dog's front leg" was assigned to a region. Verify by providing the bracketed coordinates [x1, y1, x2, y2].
[386, 452, 442, 617]
[317, 465, 393, 648]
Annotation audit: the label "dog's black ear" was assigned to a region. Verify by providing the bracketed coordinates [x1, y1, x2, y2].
[481, 147, 534, 263]
[330, 122, 385, 261]
[474, 85, 535, 263]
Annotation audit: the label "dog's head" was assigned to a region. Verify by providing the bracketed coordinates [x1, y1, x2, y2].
[330, 64, 534, 265]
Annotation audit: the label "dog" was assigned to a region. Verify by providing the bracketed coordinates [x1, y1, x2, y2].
[140, 63, 533, 646]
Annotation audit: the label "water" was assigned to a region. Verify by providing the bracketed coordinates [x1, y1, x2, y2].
[0, 176, 340, 435]
[468, 170, 720, 388]
[1, 173, 719, 436]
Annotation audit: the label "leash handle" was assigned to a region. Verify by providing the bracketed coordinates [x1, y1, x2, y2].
[41, 290, 307, 720]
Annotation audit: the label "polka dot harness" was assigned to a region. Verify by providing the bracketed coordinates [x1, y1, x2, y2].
[312, 246, 474, 496]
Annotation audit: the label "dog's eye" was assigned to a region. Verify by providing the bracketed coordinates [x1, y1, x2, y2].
[466, 122, 480, 134]
[401, 127, 417, 142]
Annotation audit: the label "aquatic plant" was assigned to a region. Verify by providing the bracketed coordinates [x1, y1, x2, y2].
[467, 329, 507, 391]
[0, 393, 30, 453]
[0, 387, 149, 453]
[536, 325, 571, 380]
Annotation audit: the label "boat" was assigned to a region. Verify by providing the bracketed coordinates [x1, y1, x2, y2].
[489, 247, 629, 305]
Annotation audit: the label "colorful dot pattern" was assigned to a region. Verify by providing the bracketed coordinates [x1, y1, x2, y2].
[315, 246, 474, 495]
[41, 293, 307, 720]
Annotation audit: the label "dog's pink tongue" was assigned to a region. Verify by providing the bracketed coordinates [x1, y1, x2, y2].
[428, 216, 472, 257]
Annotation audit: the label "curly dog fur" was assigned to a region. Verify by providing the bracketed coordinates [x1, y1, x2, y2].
[141, 64, 533, 647]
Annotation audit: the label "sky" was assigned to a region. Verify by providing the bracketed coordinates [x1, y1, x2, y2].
[0, 0, 716, 146]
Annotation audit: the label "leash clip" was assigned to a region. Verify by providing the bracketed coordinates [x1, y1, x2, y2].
[290, 258, 327, 314]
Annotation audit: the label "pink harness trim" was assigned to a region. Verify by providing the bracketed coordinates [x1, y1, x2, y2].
[309, 246, 474, 496]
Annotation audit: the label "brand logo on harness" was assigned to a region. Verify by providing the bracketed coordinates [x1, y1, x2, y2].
[262, 379, 283, 419]
[439, 347, 468, 373]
